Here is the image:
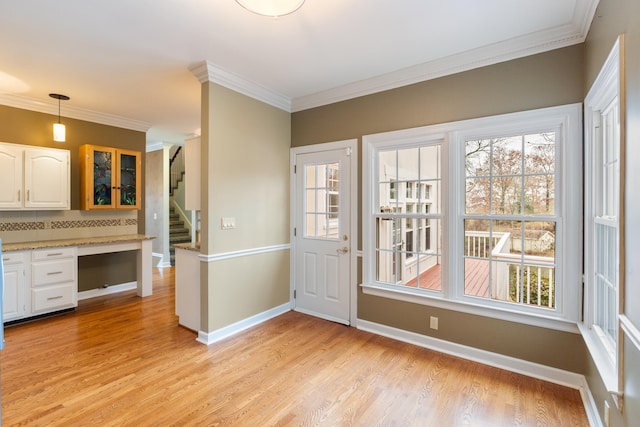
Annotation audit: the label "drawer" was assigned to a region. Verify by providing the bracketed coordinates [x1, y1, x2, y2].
[32, 258, 76, 286]
[32, 247, 76, 261]
[32, 283, 76, 313]
[2, 251, 26, 264]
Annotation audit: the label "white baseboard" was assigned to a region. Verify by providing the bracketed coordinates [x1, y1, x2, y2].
[152, 252, 172, 268]
[78, 281, 137, 301]
[196, 303, 291, 346]
[356, 319, 602, 427]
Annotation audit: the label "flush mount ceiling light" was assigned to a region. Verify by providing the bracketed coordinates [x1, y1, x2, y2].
[236, 0, 305, 17]
[49, 93, 69, 142]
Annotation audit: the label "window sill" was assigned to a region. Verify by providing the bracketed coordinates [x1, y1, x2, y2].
[578, 322, 619, 395]
[361, 282, 579, 333]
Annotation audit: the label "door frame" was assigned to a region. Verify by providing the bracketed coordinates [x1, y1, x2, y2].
[290, 139, 358, 326]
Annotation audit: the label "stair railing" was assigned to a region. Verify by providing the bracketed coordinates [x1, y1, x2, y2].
[169, 146, 184, 196]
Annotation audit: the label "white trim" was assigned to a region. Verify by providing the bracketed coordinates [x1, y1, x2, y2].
[196, 303, 290, 345]
[357, 319, 602, 427]
[146, 141, 172, 152]
[290, 139, 359, 326]
[291, 0, 597, 112]
[189, 60, 291, 112]
[620, 315, 640, 352]
[582, 35, 623, 399]
[152, 252, 172, 268]
[78, 281, 137, 300]
[198, 243, 290, 263]
[0, 93, 151, 132]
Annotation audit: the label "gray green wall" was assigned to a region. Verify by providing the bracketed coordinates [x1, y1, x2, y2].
[199, 82, 291, 332]
[292, 44, 588, 373]
[583, 0, 640, 426]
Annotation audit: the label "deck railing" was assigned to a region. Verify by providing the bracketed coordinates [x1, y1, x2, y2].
[464, 231, 555, 308]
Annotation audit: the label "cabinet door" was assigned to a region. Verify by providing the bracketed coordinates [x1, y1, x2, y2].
[80, 145, 140, 210]
[0, 144, 23, 209]
[2, 255, 26, 321]
[24, 148, 70, 209]
[80, 145, 116, 209]
[117, 149, 141, 209]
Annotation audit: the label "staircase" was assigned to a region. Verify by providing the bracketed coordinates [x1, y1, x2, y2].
[169, 206, 191, 265]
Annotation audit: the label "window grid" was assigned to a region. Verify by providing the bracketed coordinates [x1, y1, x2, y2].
[304, 162, 340, 240]
[463, 133, 558, 309]
[375, 144, 442, 290]
[363, 103, 582, 327]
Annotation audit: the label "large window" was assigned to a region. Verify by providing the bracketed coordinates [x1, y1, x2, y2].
[374, 144, 442, 290]
[363, 104, 582, 328]
[582, 36, 623, 397]
[463, 133, 557, 308]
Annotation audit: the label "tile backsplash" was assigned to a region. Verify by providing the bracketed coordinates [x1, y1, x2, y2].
[0, 210, 138, 243]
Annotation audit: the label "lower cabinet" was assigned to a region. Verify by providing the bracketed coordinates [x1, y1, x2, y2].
[2, 247, 78, 322]
[2, 251, 28, 322]
[31, 247, 77, 314]
[175, 247, 200, 331]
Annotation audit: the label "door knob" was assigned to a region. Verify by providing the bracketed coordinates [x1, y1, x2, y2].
[337, 247, 349, 254]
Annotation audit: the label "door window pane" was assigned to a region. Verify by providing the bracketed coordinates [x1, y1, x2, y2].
[304, 163, 340, 239]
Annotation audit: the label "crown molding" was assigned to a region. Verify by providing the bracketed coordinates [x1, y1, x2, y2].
[0, 93, 151, 132]
[292, 0, 598, 112]
[189, 60, 292, 112]
[146, 141, 173, 152]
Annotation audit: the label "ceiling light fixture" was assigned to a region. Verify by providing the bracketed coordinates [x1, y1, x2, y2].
[236, 0, 305, 17]
[49, 93, 69, 142]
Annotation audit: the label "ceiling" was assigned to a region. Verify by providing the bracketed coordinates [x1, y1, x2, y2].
[0, 0, 598, 145]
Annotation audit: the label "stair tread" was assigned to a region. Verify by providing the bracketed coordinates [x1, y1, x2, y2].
[170, 228, 189, 234]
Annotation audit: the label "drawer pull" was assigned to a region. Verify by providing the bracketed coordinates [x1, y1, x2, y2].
[47, 271, 63, 275]
[46, 252, 64, 257]
[2, 257, 9, 262]
[47, 296, 64, 301]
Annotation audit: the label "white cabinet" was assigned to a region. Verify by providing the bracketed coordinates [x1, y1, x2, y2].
[175, 247, 200, 331]
[0, 142, 70, 210]
[2, 251, 28, 322]
[0, 144, 23, 209]
[184, 136, 201, 211]
[31, 248, 77, 314]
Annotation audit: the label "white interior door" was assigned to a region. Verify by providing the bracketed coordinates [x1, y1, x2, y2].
[293, 146, 352, 324]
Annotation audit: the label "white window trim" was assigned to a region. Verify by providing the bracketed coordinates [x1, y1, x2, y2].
[362, 104, 582, 333]
[579, 35, 623, 401]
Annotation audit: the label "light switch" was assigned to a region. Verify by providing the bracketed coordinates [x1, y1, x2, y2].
[221, 217, 236, 230]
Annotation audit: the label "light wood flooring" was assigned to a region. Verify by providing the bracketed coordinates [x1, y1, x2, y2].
[1, 267, 589, 426]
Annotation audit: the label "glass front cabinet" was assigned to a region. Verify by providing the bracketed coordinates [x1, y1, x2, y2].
[79, 144, 141, 210]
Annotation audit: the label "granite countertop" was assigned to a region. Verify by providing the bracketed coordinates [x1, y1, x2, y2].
[2, 234, 155, 252]
[172, 242, 200, 252]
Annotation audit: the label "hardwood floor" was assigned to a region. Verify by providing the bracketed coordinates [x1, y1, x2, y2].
[1, 267, 589, 426]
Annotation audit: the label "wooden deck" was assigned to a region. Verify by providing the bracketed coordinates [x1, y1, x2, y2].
[404, 258, 490, 297]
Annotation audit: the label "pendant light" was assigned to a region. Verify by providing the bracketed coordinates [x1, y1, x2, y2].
[49, 93, 70, 142]
[236, 0, 305, 17]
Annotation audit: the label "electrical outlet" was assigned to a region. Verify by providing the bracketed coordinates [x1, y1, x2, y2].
[221, 217, 236, 230]
[430, 316, 439, 330]
[604, 401, 610, 427]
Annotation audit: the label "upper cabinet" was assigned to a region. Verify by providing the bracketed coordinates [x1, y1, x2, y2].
[0, 142, 70, 210]
[79, 144, 141, 210]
